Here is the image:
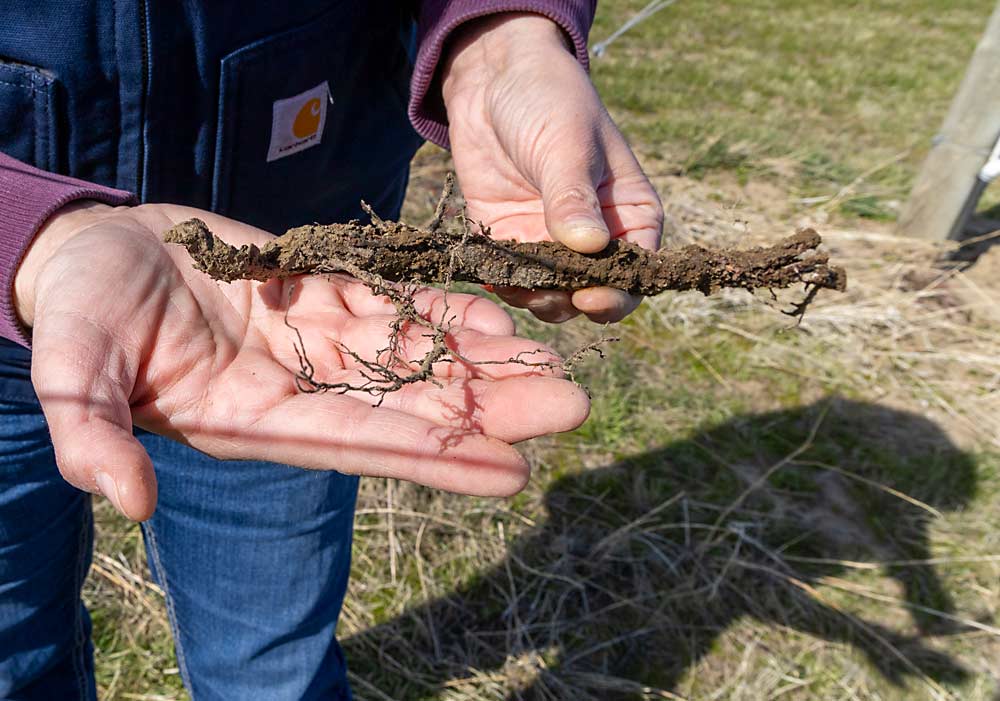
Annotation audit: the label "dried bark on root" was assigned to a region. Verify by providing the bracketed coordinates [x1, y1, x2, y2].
[163, 217, 846, 298]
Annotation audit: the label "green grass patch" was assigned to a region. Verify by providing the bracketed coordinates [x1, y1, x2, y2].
[591, 0, 996, 219]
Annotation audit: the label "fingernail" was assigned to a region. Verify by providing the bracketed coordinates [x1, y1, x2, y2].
[95, 471, 124, 514]
[571, 287, 628, 313]
[557, 223, 610, 254]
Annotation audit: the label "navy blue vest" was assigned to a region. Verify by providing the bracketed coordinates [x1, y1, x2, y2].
[0, 1, 424, 232]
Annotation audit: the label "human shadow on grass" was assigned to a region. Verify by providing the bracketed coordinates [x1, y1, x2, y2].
[344, 398, 979, 700]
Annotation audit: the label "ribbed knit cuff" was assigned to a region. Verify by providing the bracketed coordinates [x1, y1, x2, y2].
[410, 0, 596, 149]
[0, 153, 135, 347]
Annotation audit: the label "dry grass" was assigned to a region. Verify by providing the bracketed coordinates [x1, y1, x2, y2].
[87, 166, 1000, 699]
[330, 161, 1000, 701]
[87, 512, 185, 698]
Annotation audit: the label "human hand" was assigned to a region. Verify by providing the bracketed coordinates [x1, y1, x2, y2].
[442, 13, 663, 323]
[13, 202, 590, 521]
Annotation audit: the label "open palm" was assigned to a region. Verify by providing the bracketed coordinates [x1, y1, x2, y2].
[25, 204, 590, 520]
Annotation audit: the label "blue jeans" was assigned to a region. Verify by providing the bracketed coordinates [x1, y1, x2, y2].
[0, 339, 359, 700]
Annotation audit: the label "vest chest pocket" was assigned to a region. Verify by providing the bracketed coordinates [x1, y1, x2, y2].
[210, 2, 423, 234]
[0, 59, 58, 172]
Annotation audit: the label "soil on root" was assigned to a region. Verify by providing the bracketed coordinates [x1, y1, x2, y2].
[163, 218, 846, 298]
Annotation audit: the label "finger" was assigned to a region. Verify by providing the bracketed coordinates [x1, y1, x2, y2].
[330, 315, 566, 379]
[31, 320, 157, 521]
[498, 284, 638, 324]
[528, 293, 581, 323]
[598, 128, 665, 250]
[231, 395, 540, 496]
[491, 286, 535, 309]
[334, 275, 515, 336]
[600, 201, 661, 254]
[375, 375, 590, 443]
[538, 133, 612, 254]
[571, 287, 643, 323]
[493, 287, 580, 324]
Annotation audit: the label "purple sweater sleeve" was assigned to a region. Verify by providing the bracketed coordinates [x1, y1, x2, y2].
[0, 153, 135, 347]
[410, 0, 597, 148]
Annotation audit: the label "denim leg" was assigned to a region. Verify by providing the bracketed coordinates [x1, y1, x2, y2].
[0, 342, 96, 701]
[138, 430, 359, 701]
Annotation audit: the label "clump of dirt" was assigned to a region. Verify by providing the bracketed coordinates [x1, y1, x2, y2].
[163, 216, 846, 298]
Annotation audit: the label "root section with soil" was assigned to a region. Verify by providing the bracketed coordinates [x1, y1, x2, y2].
[163, 186, 845, 401]
[163, 217, 846, 298]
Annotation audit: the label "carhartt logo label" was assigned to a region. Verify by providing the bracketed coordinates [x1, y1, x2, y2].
[293, 98, 323, 139]
[267, 82, 330, 162]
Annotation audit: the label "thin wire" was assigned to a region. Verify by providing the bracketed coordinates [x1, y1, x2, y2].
[592, 0, 679, 58]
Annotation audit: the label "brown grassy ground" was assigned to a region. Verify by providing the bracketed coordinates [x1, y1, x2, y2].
[333, 152, 1000, 701]
[86, 159, 1000, 699]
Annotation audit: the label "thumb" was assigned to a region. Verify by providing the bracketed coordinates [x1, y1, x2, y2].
[31, 325, 157, 521]
[540, 169, 611, 254]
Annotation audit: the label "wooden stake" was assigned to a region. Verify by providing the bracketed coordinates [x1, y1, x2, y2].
[899, 2, 1000, 240]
